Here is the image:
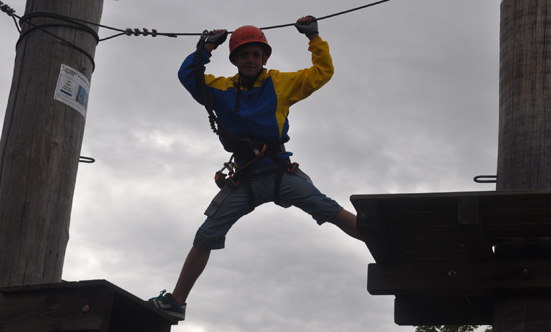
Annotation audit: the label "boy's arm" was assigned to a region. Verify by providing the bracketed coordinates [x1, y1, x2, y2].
[177, 30, 228, 104]
[177, 50, 210, 105]
[276, 16, 332, 106]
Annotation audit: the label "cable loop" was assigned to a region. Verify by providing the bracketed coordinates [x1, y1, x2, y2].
[79, 156, 96, 164]
[19, 12, 100, 43]
[16, 12, 98, 71]
[474, 175, 497, 184]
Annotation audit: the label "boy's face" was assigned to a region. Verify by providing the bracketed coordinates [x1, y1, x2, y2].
[235, 43, 266, 79]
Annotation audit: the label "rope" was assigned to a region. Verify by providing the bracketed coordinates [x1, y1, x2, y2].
[18, 12, 100, 43]
[256, 0, 390, 32]
[3, 7, 100, 72]
[193, 33, 264, 148]
[1, 0, 390, 41]
[186, 1, 389, 170]
[17, 15, 98, 71]
[193, 35, 219, 135]
[155, 0, 392, 36]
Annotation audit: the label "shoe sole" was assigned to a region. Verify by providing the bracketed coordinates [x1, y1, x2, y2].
[152, 300, 186, 320]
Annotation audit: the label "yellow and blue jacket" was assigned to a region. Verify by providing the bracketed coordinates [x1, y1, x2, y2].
[178, 37, 334, 168]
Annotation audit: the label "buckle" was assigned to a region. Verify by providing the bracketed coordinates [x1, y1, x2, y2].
[215, 171, 239, 189]
[226, 177, 239, 188]
[288, 162, 299, 173]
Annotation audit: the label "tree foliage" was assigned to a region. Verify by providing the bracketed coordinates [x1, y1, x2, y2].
[415, 326, 492, 332]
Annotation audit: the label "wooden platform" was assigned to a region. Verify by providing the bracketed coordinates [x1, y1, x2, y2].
[351, 190, 551, 325]
[0, 279, 179, 332]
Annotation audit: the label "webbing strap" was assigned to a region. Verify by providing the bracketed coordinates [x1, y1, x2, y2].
[204, 177, 256, 217]
[204, 182, 235, 217]
[271, 158, 311, 208]
[292, 166, 313, 184]
[273, 167, 285, 206]
[242, 179, 256, 213]
[205, 162, 312, 217]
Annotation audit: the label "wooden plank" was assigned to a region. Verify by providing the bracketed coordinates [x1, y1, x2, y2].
[493, 295, 551, 332]
[0, 280, 177, 332]
[368, 259, 551, 296]
[493, 238, 551, 260]
[398, 251, 472, 261]
[390, 225, 463, 239]
[458, 196, 493, 259]
[394, 295, 493, 326]
[0, 282, 112, 331]
[381, 211, 458, 227]
[356, 199, 398, 262]
[351, 190, 551, 262]
[396, 238, 466, 252]
[352, 190, 551, 215]
[487, 224, 551, 238]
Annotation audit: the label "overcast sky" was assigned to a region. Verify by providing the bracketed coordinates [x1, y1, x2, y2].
[0, 1, 499, 331]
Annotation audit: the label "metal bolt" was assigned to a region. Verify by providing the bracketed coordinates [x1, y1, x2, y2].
[521, 268, 532, 279]
[448, 270, 457, 278]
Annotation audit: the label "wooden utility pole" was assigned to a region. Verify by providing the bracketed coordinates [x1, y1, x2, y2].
[0, 1, 103, 287]
[495, 0, 551, 331]
[497, 0, 551, 190]
[0, 3, 178, 331]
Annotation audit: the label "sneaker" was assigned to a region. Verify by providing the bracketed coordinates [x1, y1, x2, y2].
[149, 290, 186, 320]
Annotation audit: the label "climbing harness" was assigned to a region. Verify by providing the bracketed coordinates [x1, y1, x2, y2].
[213, 143, 267, 189]
[194, 30, 312, 216]
[195, 31, 300, 184]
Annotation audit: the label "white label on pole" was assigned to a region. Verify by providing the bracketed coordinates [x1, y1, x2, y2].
[53, 64, 90, 119]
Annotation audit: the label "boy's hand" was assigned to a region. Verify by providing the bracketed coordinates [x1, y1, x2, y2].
[205, 29, 228, 49]
[199, 29, 227, 52]
[295, 16, 319, 39]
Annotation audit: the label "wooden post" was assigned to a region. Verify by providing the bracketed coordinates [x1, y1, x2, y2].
[495, 0, 551, 331]
[497, 0, 551, 190]
[0, 0, 103, 287]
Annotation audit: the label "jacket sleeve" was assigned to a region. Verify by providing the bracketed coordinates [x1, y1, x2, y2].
[274, 37, 335, 107]
[177, 47, 216, 106]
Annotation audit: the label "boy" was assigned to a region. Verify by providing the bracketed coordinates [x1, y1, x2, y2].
[150, 16, 361, 320]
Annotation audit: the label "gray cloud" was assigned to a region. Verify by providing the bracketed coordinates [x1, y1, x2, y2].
[0, 1, 499, 331]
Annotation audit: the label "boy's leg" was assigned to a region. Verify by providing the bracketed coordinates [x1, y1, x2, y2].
[276, 171, 362, 241]
[169, 179, 257, 305]
[172, 246, 211, 305]
[328, 209, 363, 241]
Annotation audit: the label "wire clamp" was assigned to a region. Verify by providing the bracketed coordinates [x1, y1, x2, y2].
[0, 1, 16, 16]
[124, 27, 160, 37]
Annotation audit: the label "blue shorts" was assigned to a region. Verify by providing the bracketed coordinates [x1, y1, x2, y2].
[193, 164, 343, 250]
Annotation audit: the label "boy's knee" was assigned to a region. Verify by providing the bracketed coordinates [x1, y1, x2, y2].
[193, 230, 226, 250]
[329, 209, 355, 223]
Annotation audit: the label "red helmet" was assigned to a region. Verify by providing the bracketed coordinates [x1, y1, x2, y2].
[229, 25, 272, 63]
